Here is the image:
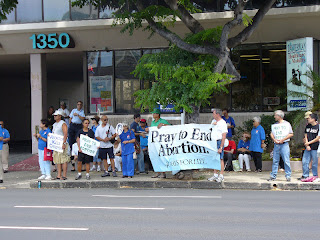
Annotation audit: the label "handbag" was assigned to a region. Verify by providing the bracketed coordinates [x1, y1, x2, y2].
[44, 147, 53, 161]
[134, 140, 141, 154]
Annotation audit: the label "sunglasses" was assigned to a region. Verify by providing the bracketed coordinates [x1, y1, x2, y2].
[103, 119, 108, 121]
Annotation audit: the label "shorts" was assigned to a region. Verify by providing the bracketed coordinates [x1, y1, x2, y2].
[217, 140, 224, 160]
[78, 152, 93, 164]
[99, 147, 114, 160]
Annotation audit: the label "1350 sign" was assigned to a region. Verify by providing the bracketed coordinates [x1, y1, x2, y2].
[30, 33, 75, 49]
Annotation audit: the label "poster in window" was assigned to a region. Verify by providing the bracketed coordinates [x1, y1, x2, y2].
[90, 76, 113, 113]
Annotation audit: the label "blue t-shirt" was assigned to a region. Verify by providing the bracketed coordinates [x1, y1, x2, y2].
[130, 121, 140, 143]
[0, 126, 3, 150]
[249, 125, 266, 153]
[139, 126, 148, 148]
[91, 125, 98, 134]
[237, 139, 250, 150]
[222, 116, 236, 138]
[119, 130, 135, 156]
[69, 109, 85, 124]
[38, 128, 51, 150]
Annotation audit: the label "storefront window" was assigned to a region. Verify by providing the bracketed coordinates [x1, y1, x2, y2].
[88, 51, 114, 113]
[0, 9, 15, 24]
[16, 0, 43, 23]
[99, 6, 119, 19]
[44, 0, 70, 21]
[71, 4, 98, 20]
[115, 50, 141, 113]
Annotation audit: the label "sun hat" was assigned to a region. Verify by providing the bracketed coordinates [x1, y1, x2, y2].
[53, 109, 64, 116]
[151, 109, 161, 114]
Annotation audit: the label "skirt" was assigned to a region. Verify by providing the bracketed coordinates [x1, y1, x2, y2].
[53, 144, 70, 164]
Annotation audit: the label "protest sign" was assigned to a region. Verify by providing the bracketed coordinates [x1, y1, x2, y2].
[47, 133, 64, 153]
[271, 122, 292, 140]
[148, 124, 221, 172]
[80, 134, 100, 157]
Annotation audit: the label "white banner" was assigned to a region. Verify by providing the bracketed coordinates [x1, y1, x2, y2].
[80, 134, 100, 157]
[47, 133, 64, 153]
[148, 124, 221, 172]
[287, 37, 313, 111]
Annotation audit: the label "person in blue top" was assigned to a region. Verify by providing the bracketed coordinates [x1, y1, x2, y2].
[0, 125, 4, 183]
[33, 119, 52, 180]
[249, 117, 266, 172]
[237, 132, 251, 171]
[139, 119, 150, 173]
[0, 121, 10, 173]
[222, 108, 236, 140]
[118, 122, 136, 178]
[90, 115, 102, 172]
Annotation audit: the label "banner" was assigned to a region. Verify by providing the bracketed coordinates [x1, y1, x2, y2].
[287, 37, 313, 111]
[148, 124, 221, 172]
[80, 134, 100, 157]
[47, 133, 64, 153]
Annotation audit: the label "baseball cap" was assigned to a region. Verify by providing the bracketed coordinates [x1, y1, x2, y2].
[140, 119, 146, 123]
[151, 109, 161, 114]
[53, 109, 64, 116]
[304, 111, 312, 119]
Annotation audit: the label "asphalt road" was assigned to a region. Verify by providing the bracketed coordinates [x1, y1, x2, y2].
[0, 188, 319, 240]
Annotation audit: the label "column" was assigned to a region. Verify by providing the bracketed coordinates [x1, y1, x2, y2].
[30, 54, 47, 154]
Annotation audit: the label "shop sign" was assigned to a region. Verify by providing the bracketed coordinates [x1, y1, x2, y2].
[30, 33, 75, 49]
[286, 37, 313, 111]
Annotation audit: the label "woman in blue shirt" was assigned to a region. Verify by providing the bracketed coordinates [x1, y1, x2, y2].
[237, 132, 251, 171]
[33, 119, 52, 180]
[249, 117, 266, 172]
[118, 123, 136, 178]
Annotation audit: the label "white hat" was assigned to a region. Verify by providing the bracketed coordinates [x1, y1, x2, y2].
[53, 109, 64, 116]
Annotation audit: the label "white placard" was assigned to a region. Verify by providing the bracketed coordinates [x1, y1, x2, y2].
[79, 134, 100, 157]
[47, 133, 64, 153]
[115, 123, 123, 135]
[271, 122, 291, 141]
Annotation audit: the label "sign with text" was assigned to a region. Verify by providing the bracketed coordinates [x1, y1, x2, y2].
[90, 76, 113, 113]
[47, 133, 64, 153]
[271, 122, 292, 141]
[30, 33, 75, 49]
[287, 37, 313, 111]
[148, 124, 221, 172]
[80, 134, 100, 157]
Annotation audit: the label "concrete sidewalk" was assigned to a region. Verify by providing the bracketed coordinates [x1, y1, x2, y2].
[1, 169, 320, 191]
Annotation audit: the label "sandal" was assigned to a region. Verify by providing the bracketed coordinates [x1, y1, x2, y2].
[54, 177, 60, 180]
[53, 169, 57, 172]
[61, 177, 67, 180]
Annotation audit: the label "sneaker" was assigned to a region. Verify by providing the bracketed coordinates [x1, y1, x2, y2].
[75, 174, 82, 180]
[297, 176, 307, 181]
[313, 177, 320, 183]
[302, 176, 317, 182]
[90, 166, 96, 172]
[112, 171, 117, 177]
[286, 177, 291, 182]
[216, 175, 224, 183]
[45, 175, 52, 180]
[101, 172, 110, 177]
[38, 175, 46, 180]
[246, 169, 251, 172]
[208, 175, 218, 182]
[97, 166, 101, 172]
[267, 177, 276, 181]
[86, 175, 91, 180]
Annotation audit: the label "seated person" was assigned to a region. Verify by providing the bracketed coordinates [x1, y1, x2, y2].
[237, 132, 251, 172]
[224, 140, 237, 171]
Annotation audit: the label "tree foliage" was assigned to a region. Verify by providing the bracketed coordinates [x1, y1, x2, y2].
[0, 0, 18, 22]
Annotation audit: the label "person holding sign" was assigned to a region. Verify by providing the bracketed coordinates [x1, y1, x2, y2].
[33, 119, 52, 180]
[118, 122, 136, 178]
[52, 109, 70, 180]
[75, 119, 95, 180]
[269, 110, 293, 182]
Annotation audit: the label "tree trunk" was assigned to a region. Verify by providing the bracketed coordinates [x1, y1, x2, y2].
[185, 104, 200, 124]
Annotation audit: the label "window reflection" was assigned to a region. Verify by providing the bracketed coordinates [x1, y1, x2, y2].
[44, 0, 70, 21]
[0, 9, 15, 24]
[71, 4, 98, 20]
[16, 0, 43, 23]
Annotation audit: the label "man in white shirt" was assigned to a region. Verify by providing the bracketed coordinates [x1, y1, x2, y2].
[269, 110, 294, 181]
[208, 108, 228, 183]
[58, 101, 70, 128]
[95, 115, 117, 177]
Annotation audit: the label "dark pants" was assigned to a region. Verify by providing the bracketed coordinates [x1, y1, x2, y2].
[252, 152, 262, 171]
[224, 153, 236, 171]
[68, 123, 82, 151]
[143, 150, 153, 172]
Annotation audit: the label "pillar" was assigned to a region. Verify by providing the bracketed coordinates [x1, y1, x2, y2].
[30, 54, 47, 154]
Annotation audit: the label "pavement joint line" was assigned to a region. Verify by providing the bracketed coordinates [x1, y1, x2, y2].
[0, 226, 89, 231]
[92, 195, 222, 199]
[14, 206, 165, 210]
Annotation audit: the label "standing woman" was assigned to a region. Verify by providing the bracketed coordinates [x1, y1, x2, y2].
[118, 123, 135, 178]
[75, 118, 95, 180]
[249, 117, 266, 172]
[90, 116, 102, 172]
[52, 109, 70, 180]
[33, 119, 52, 180]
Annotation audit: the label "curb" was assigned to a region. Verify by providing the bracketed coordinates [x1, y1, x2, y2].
[30, 180, 320, 191]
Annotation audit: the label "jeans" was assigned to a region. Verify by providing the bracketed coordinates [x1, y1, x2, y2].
[217, 140, 224, 160]
[93, 151, 101, 163]
[38, 149, 51, 176]
[270, 142, 291, 179]
[134, 150, 145, 173]
[0, 150, 3, 180]
[302, 149, 318, 177]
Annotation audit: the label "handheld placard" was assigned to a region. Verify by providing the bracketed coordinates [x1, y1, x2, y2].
[116, 123, 123, 135]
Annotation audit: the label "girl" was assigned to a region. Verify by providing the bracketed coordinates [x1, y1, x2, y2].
[118, 123, 135, 178]
[33, 119, 52, 180]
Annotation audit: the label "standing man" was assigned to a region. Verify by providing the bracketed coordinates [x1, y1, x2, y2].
[95, 115, 117, 177]
[300, 113, 320, 182]
[249, 117, 266, 172]
[269, 110, 294, 182]
[0, 121, 10, 173]
[150, 109, 170, 178]
[0, 124, 4, 183]
[58, 101, 70, 128]
[208, 108, 228, 183]
[222, 108, 236, 140]
[130, 113, 145, 174]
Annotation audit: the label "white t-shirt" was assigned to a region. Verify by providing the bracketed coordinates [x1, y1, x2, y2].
[72, 143, 79, 156]
[95, 124, 116, 148]
[212, 119, 228, 140]
[271, 120, 293, 142]
[58, 108, 70, 118]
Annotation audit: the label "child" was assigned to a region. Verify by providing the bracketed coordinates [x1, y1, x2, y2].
[33, 119, 52, 180]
